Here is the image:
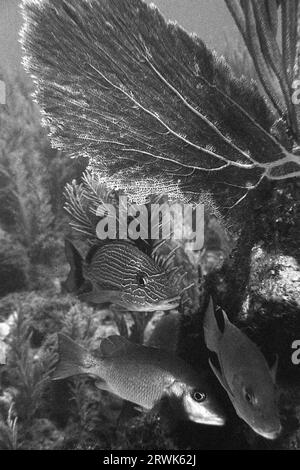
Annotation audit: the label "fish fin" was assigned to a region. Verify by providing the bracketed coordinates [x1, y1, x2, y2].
[85, 243, 101, 264]
[78, 289, 120, 305]
[133, 405, 145, 413]
[64, 239, 85, 292]
[52, 334, 96, 381]
[94, 378, 112, 392]
[208, 354, 234, 398]
[99, 335, 135, 357]
[270, 354, 279, 384]
[203, 297, 222, 353]
[215, 307, 226, 333]
[111, 306, 129, 337]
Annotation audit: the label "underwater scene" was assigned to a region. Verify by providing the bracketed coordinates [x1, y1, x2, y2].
[0, 0, 299, 451]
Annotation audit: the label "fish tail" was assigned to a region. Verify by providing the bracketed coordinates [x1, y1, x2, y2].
[63, 239, 85, 293]
[52, 333, 97, 380]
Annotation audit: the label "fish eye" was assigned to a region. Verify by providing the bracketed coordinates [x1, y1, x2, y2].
[191, 390, 206, 403]
[136, 272, 148, 286]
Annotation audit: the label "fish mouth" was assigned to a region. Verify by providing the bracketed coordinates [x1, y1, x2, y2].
[193, 415, 226, 426]
[186, 400, 226, 427]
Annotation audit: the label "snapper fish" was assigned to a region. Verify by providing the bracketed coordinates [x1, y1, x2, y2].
[203, 298, 281, 440]
[64, 239, 189, 312]
[53, 333, 226, 426]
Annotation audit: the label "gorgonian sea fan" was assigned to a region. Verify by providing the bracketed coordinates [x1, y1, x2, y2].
[21, 0, 300, 207]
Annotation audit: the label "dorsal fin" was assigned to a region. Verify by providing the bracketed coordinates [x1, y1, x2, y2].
[215, 306, 226, 334]
[153, 253, 165, 267]
[99, 335, 136, 357]
[85, 243, 102, 264]
[203, 297, 224, 353]
[64, 239, 84, 292]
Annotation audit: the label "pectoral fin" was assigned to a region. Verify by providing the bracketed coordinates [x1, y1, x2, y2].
[78, 289, 121, 305]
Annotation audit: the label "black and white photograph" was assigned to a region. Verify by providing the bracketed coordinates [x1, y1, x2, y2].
[0, 0, 299, 453]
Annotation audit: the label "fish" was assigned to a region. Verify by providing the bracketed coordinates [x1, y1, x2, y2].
[64, 239, 183, 312]
[52, 333, 226, 426]
[203, 298, 281, 440]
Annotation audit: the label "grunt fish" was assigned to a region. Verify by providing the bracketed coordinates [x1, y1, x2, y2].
[203, 298, 281, 440]
[53, 333, 226, 426]
[64, 239, 184, 312]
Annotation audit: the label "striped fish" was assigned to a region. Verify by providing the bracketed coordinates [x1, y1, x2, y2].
[64, 240, 184, 311]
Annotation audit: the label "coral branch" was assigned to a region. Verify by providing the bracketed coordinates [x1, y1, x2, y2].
[21, 0, 300, 208]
